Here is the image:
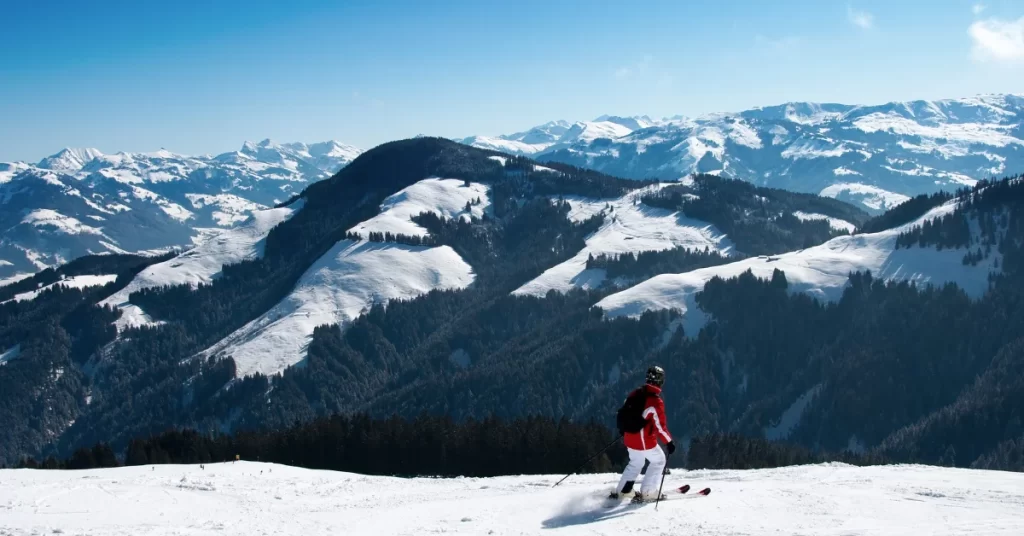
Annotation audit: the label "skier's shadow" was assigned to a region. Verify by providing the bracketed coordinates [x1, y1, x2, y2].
[541, 503, 636, 529]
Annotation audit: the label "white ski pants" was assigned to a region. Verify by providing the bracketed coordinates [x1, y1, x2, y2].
[616, 446, 666, 496]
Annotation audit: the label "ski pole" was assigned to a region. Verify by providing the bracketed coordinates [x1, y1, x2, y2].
[552, 436, 620, 487]
[654, 451, 671, 510]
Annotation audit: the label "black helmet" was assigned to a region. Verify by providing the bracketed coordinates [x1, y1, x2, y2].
[646, 365, 665, 387]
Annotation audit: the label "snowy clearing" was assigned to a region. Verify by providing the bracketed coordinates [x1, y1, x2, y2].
[100, 202, 303, 330]
[185, 194, 268, 226]
[792, 211, 857, 233]
[513, 187, 733, 296]
[0, 273, 34, 288]
[1, 462, 1022, 536]
[598, 200, 998, 336]
[348, 178, 490, 238]
[4, 274, 118, 303]
[0, 344, 20, 366]
[462, 135, 551, 155]
[853, 112, 1023, 149]
[21, 209, 105, 236]
[820, 182, 911, 212]
[201, 240, 475, 378]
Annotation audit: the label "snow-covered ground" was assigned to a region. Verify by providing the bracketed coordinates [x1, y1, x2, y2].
[3, 274, 118, 303]
[200, 240, 475, 377]
[201, 179, 487, 377]
[792, 211, 857, 233]
[100, 202, 304, 330]
[348, 178, 490, 238]
[597, 200, 998, 336]
[185, 194, 268, 226]
[0, 344, 20, 366]
[513, 186, 733, 296]
[2, 462, 1022, 535]
[0, 272, 34, 288]
[819, 183, 911, 212]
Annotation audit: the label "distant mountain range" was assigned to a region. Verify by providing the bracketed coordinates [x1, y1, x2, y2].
[4, 92, 1022, 285]
[0, 140, 361, 283]
[461, 94, 1024, 213]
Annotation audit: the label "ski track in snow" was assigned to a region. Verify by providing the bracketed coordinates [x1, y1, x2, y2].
[202, 179, 486, 378]
[99, 202, 304, 330]
[513, 186, 734, 296]
[598, 200, 999, 336]
[1, 462, 1022, 535]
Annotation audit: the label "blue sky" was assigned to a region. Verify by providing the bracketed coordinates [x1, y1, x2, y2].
[2, 0, 1023, 161]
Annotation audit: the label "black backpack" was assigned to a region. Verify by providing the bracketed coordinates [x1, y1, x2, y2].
[616, 389, 649, 434]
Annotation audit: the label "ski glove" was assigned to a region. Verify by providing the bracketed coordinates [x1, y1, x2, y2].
[666, 441, 676, 455]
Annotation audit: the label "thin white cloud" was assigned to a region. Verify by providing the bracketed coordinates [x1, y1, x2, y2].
[969, 17, 1024, 63]
[847, 6, 874, 30]
[972, 4, 986, 15]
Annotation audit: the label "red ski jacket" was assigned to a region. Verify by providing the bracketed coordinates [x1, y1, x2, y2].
[623, 384, 672, 451]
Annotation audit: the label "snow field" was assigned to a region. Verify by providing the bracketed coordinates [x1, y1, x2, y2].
[21, 209, 105, 236]
[99, 202, 304, 330]
[200, 240, 475, 378]
[820, 182, 912, 212]
[3, 274, 118, 304]
[597, 200, 998, 336]
[1, 462, 1022, 536]
[201, 179, 487, 377]
[792, 211, 857, 233]
[513, 186, 733, 296]
[0, 344, 20, 365]
[348, 178, 490, 238]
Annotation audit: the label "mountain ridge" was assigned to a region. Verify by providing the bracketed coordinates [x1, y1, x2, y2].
[460, 93, 1024, 214]
[0, 139, 362, 283]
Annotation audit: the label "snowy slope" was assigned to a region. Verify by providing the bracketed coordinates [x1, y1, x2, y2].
[0, 344, 20, 366]
[597, 200, 997, 336]
[349, 178, 490, 238]
[464, 93, 1024, 213]
[0, 139, 360, 280]
[37, 147, 103, 171]
[201, 179, 488, 377]
[792, 211, 856, 233]
[3, 274, 118, 303]
[514, 186, 733, 296]
[2, 462, 1022, 536]
[200, 240, 474, 378]
[821, 183, 911, 212]
[185, 194, 268, 226]
[100, 202, 304, 330]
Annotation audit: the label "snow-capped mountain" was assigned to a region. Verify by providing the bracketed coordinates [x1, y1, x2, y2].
[461, 94, 1024, 213]
[0, 140, 361, 281]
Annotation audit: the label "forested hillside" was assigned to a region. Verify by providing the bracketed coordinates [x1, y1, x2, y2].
[1, 138, 1021, 474]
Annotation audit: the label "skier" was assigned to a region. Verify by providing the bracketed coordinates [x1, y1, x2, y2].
[610, 365, 676, 503]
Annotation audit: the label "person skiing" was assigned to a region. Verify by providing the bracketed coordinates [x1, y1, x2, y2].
[610, 365, 675, 503]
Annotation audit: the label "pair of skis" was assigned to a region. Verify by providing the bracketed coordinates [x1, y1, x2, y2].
[677, 484, 712, 497]
[607, 484, 712, 506]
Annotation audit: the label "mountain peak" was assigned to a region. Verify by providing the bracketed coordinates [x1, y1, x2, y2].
[37, 147, 103, 171]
